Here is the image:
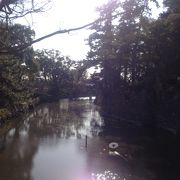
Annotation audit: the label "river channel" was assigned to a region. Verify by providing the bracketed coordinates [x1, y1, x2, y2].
[0, 98, 180, 180]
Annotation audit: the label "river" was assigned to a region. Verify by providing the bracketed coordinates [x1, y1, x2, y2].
[0, 98, 180, 180]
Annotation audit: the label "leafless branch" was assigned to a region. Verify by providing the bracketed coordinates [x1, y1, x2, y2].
[0, 18, 101, 55]
[0, 10, 122, 56]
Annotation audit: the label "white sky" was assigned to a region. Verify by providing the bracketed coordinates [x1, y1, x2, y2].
[19, 0, 163, 60]
[29, 0, 109, 60]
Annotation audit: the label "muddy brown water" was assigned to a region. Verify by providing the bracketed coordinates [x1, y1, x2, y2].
[0, 98, 180, 180]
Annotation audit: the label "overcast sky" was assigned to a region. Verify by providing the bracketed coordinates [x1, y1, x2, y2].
[29, 0, 108, 60]
[19, 0, 163, 60]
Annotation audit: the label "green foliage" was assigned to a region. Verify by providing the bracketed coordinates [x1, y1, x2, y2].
[87, 0, 180, 130]
[0, 23, 37, 112]
[0, 108, 12, 120]
[34, 49, 76, 99]
[0, 23, 35, 47]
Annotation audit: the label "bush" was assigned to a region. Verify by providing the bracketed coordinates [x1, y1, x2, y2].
[0, 108, 12, 122]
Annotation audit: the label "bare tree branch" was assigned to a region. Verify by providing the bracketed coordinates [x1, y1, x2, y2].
[24, 11, 122, 49]
[0, 11, 122, 55]
[20, 19, 101, 50]
[0, 18, 101, 55]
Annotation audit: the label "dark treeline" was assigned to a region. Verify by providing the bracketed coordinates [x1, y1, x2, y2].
[87, 0, 180, 134]
[34, 49, 95, 101]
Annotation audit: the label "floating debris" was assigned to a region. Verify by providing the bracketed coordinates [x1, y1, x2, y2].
[109, 151, 128, 161]
[109, 142, 119, 150]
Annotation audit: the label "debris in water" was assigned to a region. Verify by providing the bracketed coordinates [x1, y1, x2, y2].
[109, 142, 119, 150]
[109, 150, 128, 161]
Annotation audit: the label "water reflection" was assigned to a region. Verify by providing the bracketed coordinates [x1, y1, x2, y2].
[0, 99, 130, 180]
[25, 99, 104, 139]
[0, 125, 39, 180]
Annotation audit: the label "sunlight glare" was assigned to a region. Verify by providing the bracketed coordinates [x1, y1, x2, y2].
[32, 0, 109, 60]
[91, 170, 125, 180]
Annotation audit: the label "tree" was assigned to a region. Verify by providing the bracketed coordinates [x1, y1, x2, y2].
[0, 0, 53, 118]
[0, 0, 51, 55]
[34, 49, 77, 99]
[87, 0, 154, 113]
[0, 23, 37, 113]
[88, 0, 120, 104]
[143, 0, 180, 128]
[163, 0, 180, 13]
[0, 0, 51, 20]
[87, 0, 180, 132]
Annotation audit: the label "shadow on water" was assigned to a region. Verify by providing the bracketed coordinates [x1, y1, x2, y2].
[0, 98, 180, 180]
[101, 114, 180, 180]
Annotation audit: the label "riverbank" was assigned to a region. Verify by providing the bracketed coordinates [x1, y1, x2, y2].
[0, 96, 95, 128]
[0, 96, 40, 126]
[94, 93, 180, 137]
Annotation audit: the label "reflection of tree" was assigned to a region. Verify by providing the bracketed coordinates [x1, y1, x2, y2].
[0, 134, 6, 152]
[0, 99, 105, 180]
[24, 99, 103, 139]
[0, 126, 39, 180]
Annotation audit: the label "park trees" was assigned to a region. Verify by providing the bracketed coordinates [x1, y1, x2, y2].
[34, 49, 77, 99]
[0, 0, 51, 119]
[87, 0, 180, 130]
[88, 0, 155, 117]
[146, 0, 180, 127]
[0, 23, 37, 114]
